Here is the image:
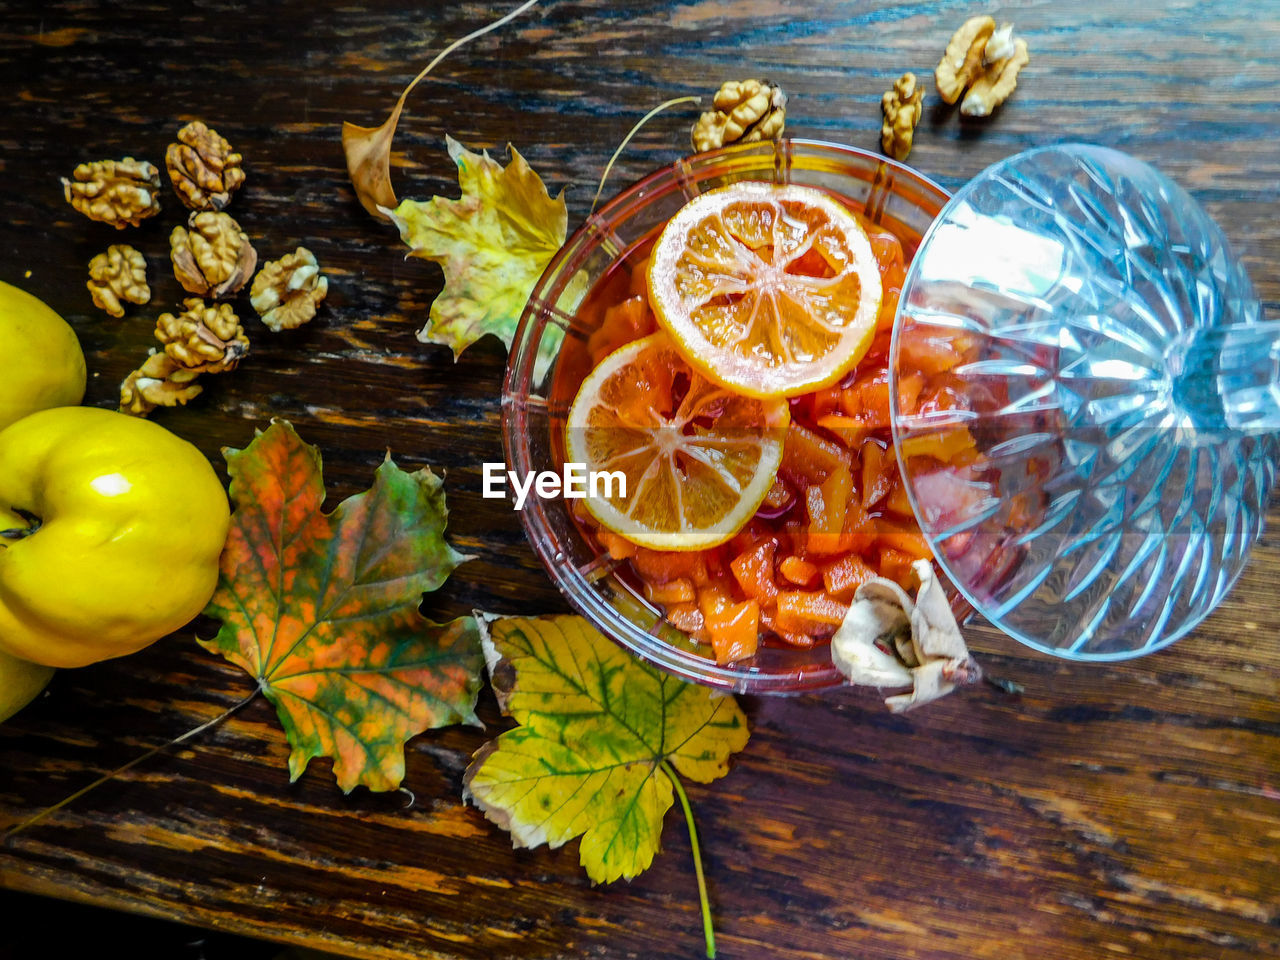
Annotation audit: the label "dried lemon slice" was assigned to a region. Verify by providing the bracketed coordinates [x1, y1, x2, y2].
[565, 332, 788, 550]
[647, 182, 882, 399]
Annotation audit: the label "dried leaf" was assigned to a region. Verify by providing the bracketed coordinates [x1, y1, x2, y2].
[342, 0, 542, 220]
[463, 615, 749, 883]
[342, 110, 405, 220]
[385, 136, 566, 358]
[201, 420, 483, 792]
[831, 559, 982, 713]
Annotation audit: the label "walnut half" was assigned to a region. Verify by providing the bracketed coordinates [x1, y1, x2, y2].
[691, 79, 787, 152]
[87, 244, 150, 318]
[934, 16, 995, 105]
[120, 352, 204, 417]
[62, 158, 162, 229]
[156, 297, 250, 375]
[119, 299, 249, 417]
[166, 121, 245, 212]
[250, 247, 328, 332]
[881, 72, 925, 162]
[961, 37, 1030, 117]
[170, 211, 257, 299]
[936, 17, 1031, 118]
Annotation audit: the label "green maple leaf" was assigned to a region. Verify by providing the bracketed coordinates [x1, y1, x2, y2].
[386, 135, 567, 359]
[201, 420, 483, 793]
[463, 615, 749, 884]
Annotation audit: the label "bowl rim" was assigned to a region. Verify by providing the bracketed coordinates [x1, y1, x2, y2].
[502, 137, 951, 693]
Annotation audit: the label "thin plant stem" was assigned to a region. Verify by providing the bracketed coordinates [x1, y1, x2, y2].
[4, 690, 260, 839]
[661, 759, 716, 959]
[590, 96, 701, 214]
[400, 0, 541, 110]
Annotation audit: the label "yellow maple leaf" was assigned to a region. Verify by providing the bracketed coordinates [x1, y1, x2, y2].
[463, 615, 749, 884]
[385, 136, 566, 358]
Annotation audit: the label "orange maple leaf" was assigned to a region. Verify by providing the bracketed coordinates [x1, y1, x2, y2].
[201, 420, 482, 793]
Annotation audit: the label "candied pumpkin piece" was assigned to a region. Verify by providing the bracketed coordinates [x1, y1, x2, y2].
[861, 439, 896, 508]
[697, 580, 736, 620]
[816, 413, 865, 447]
[867, 229, 906, 285]
[884, 477, 915, 518]
[876, 523, 933, 561]
[587, 294, 656, 365]
[706, 599, 760, 664]
[899, 326, 973, 376]
[665, 600, 706, 640]
[878, 546, 918, 588]
[897, 370, 925, 416]
[761, 475, 796, 514]
[806, 465, 854, 556]
[900, 426, 978, 464]
[730, 538, 779, 608]
[644, 578, 696, 605]
[823, 553, 878, 601]
[632, 548, 708, 585]
[781, 422, 848, 484]
[779, 555, 820, 587]
[760, 609, 819, 648]
[777, 590, 849, 627]
[598, 528, 638, 560]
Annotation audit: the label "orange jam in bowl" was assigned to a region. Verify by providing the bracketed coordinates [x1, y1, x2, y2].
[505, 140, 953, 693]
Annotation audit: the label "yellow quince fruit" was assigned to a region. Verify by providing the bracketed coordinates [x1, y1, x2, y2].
[0, 280, 87, 431]
[0, 407, 230, 668]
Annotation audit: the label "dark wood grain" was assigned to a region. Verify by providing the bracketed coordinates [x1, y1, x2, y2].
[1, 1, 1278, 958]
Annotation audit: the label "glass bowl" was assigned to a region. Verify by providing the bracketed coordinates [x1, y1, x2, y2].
[502, 138, 949, 693]
[889, 143, 1278, 660]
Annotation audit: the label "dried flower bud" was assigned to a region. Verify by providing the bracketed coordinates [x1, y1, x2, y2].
[170, 211, 257, 299]
[249, 247, 328, 332]
[87, 244, 149, 318]
[62, 158, 162, 228]
[166, 121, 245, 212]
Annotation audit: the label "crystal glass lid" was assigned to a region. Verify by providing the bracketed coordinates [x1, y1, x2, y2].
[889, 143, 1278, 661]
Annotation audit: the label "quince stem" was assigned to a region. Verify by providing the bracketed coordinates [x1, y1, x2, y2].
[0, 507, 41, 541]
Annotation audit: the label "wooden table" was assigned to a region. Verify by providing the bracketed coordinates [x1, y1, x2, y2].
[2, 2, 1277, 957]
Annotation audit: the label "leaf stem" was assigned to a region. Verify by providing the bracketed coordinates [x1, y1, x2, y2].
[661, 759, 716, 959]
[400, 0, 541, 108]
[3, 690, 259, 839]
[590, 96, 701, 215]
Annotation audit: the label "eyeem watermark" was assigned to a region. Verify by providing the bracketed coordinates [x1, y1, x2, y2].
[483, 462, 626, 510]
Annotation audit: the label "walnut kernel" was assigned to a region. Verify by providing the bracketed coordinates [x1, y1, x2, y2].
[87, 244, 150, 318]
[250, 247, 328, 332]
[170, 211, 257, 299]
[881, 72, 925, 162]
[120, 352, 203, 417]
[62, 158, 162, 229]
[156, 297, 249, 374]
[962, 37, 1030, 117]
[691, 79, 787, 152]
[166, 121, 245, 212]
[934, 16, 995, 105]
[119, 298, 249, 417]
[984, 22, 1016, 65]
